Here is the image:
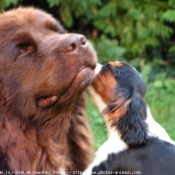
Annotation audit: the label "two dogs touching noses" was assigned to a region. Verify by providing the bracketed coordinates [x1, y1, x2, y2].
[0, 6, 175, 175]
[84, 61, 175, 175]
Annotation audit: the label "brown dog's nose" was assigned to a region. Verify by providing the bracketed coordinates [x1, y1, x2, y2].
[66, 34, 88, 53]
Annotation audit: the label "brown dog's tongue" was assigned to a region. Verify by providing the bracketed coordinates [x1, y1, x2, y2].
[37, 96, 58, 107]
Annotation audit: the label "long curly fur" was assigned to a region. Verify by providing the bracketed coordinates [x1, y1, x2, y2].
[0, 7, 97, 173]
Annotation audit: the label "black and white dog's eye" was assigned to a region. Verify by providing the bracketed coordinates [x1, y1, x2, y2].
[102, 64, 112, 72]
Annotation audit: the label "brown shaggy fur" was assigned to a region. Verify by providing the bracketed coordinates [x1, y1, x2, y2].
[0, 7, 97, 173]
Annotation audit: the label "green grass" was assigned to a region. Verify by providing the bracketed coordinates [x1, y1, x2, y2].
[87, 87, 175, 149]
[145, 87, 175, 140]
[86, 96, 107, 150]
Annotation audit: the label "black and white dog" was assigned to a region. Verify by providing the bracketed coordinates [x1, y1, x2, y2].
[84, 62, 175, 175]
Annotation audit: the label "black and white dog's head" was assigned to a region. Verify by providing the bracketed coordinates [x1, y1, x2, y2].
[89, 61, 147, 147]
[84, 61, 175, 175]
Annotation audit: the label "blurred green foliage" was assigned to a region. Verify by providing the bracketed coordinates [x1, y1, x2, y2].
[1, 0, 175, 63]
[0, 0, 18, 11]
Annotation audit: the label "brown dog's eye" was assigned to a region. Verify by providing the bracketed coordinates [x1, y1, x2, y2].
[19, 48, 26, 55]
[18, 44, 34, 57]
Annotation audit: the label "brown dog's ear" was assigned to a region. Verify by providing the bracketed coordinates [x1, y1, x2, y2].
[0, 71, 36, 118]
[57, 22, 66, 34]
[103, 88, 148, 147]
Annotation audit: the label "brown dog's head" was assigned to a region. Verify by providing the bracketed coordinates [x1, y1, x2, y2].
[0, 7, 97, 119]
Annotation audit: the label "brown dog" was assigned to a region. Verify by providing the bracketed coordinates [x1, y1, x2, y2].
[0, 7, 97, 173]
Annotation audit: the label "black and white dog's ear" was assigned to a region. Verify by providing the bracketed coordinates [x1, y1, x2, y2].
[104, 89, 148, 147]
[119, 93, 148, 147]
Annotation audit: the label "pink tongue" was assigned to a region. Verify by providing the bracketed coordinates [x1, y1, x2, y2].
[37, 96, 58, 107]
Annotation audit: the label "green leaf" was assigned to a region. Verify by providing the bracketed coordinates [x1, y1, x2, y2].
[164, 79, 175, 91]
[94, 35, 125, 63]
[0, 0, 18, 10]
[46, 0, 61, 8]
[153, 80, 164, 88]
[61, 7, 73, 28]
[162, 10, 175, 23]
[168, 45, 175, 53]
[141, 64, 152, 83]
[154, 72, 167, 80]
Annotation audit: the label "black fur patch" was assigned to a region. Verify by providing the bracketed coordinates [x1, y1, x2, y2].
[92, 138, 175, 175]
[0, 151, 10, 171]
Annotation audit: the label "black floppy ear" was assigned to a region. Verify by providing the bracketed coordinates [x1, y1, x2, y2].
[104, 89, 148, 147]
[118, 92, 148, 147]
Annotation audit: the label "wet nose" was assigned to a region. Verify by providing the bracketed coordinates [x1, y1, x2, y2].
[65, 34, 88, 53]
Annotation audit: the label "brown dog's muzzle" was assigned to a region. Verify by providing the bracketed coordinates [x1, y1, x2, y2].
[36, 33, 97, 107]
[42, 33, 95, 61]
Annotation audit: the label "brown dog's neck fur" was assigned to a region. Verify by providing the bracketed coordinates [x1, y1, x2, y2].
[0, 95, 83, 172]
